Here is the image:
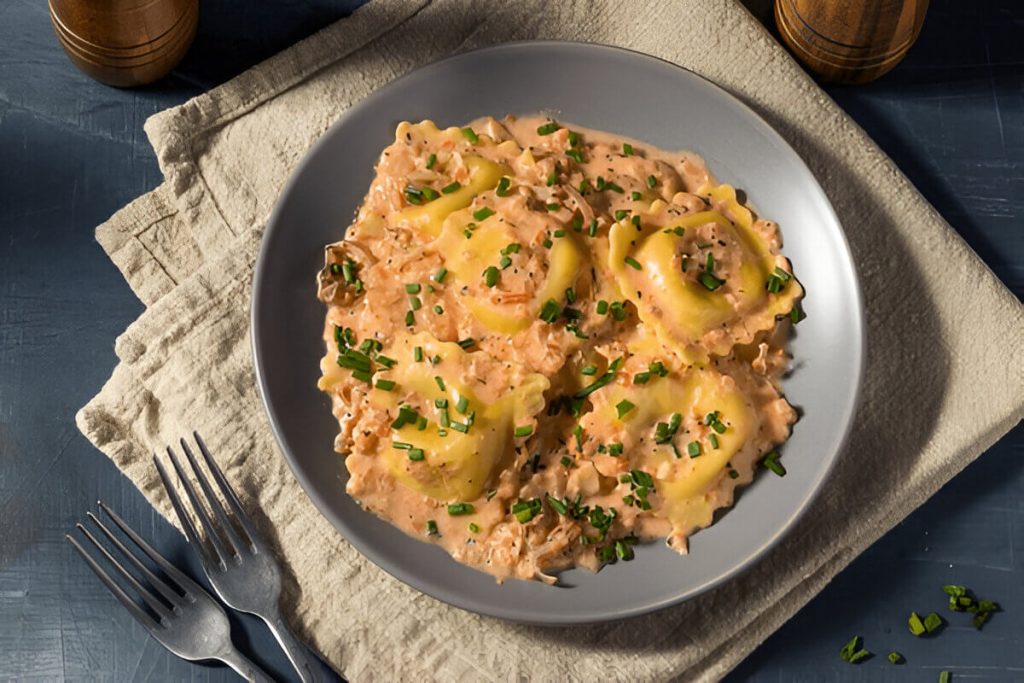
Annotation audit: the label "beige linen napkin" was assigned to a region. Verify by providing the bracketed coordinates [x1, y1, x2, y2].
[77, 0, 1024, 680]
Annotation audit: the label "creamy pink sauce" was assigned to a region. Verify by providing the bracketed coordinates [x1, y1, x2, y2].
[317, 115, 802, 583]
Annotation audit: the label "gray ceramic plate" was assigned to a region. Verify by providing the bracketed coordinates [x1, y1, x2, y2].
[252, 41, 864, 624]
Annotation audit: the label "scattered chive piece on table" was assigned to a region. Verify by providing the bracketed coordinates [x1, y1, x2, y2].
[514, 424, 533, 437]
[923, 612, 944, 633]
[447, 502, 474, 516]
[908, 612, 927, 636]
[616, 399, 636, 419]
[939, 672, 951, 683]
[460, 127, 478, 143]
[888, 652, 903, 665]
[839, 635, 864, 662]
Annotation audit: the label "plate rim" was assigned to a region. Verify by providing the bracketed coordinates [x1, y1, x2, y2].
[251, 39, 866, 625]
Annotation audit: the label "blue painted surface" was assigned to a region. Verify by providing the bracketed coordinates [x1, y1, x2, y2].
[0, 0, 1020, 680]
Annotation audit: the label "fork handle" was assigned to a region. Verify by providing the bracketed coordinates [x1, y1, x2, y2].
[263, 612, 322, 683]
[219, 646, 276, 683]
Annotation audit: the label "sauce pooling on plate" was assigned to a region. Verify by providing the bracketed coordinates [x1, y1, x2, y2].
[316, 115, 804, 583]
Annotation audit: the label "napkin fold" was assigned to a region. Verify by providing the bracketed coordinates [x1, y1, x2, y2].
[77, 0, 1024, 680]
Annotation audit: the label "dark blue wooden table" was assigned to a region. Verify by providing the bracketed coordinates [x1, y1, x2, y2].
[1, 1, 1021, 680]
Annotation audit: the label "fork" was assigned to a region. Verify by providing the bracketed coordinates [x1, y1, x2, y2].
[154, 432, 321, 683]
[66, 502, 273, 682]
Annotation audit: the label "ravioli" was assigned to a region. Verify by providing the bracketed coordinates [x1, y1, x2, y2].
[317, 115, 803, 583]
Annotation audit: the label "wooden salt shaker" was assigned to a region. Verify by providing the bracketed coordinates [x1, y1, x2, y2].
[49, 0, 198, 88]
[775, 0, 930, 84]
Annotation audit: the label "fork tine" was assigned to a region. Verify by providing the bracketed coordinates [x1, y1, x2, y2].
[193, 432, 259, 546]
[86, 511, 184, 608]
[179, 437, 246, 555]
[163, 444, 233, 569]
[98, 501, 208, 600]
[66, 533, 163, 632]
[154, 453, 222, 569]
[73, 523, 175, 622]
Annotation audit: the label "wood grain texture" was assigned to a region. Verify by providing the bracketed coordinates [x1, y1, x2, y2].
[0, 0, 1020, 680]
[776, 0, 930, 84]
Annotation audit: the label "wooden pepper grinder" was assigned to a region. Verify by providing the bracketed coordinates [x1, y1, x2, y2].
[49, 0, 199, 88]
[775, 0, 930, 84]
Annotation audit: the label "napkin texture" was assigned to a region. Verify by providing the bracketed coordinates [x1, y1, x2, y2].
[77, 0, 1024, 680]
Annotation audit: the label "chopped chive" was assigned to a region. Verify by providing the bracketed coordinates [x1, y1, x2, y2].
[539, 299, 561, 323]
[430, 354, 441, 365]
[441, 181, 461, 194]
[468, 522, 480, 533]
[495, 176, 511, 197]
[330, 263, 342, 275]
[408, 448, 425, 461]
[449, 421, 469, 433]
[416, 416, 427, 431]
[728, 468, 739, 479]
[687, 441, 701, 457]
[610, 301, 627, 321]
[588, 218, 598, 236]
[649, 361, 668, 377]
[923, 612, 943, 633]
[553, 229, 566, 237]
[375, 379, 396, 391]
[472, 207, 494, 221]
[615, 539, 634, 561]
[560, 455, 572, 467]
[420, 187, 439, 201]
[537, 121, 560, 135]
[484, 266, 500, 288]
[341, 260, 357, 284]
[606, 181, 624, 193]
[762, 450, 786, 476]
[405, 283, 421, 294]
[698, 272, 725, 291]
[568, 130, 580, 146]
[547, 496, 567, 515]
[514, 424, 534, 437]
[456, 338, 475, 350]
[433, 267, 448, 283]
[460, 127, 479, 143]
[409, 296, 422, 310]
[546, 171, 557, 187]
[939, 672, 950, 683]
[565, 148, 584, 163]
[485, 489, 497, 501]
[499, 255, 512, 269]
[629, 191, 641, 201]
[789, 301, 806, 324]
[542, 238, 553, 249]
[455, 395, 469, 414]
[546, 202, 562, 212]
[433, 304, 444, 315]
[614, 209, 629, 221]
[426, 153, 437, 169]
[608, 443, 623, 456]
[573, 424, 584, 451]
[908, 612, 926, 636]
[681, 256, 690, 272]
[631, 215, 641, 229]
[581, 365, 598, 376]
[447, 502, 475, 516]
[392, 441, 412, 450]
[622, 143, 633, 156]
[571, 213, 584, 231]
[439, 408, 450, 428]
[632, 371, 650, 384]
[647, 175, 657, 189]
[434, 398, 448, 409]
[615, 400, 635, 419]
[426, 520, 438, 535]
[579, 178, 592, 194]
[596, 300, 609, 315]
[413, 346, 423, 362]
[709, 433, 719, 449]
[433, 376, 446, 391]
[624, 256, 643, 270]
[595, 176, 606, 191]
[565, 287, 576, 304]
[888, 652, 903, 665]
